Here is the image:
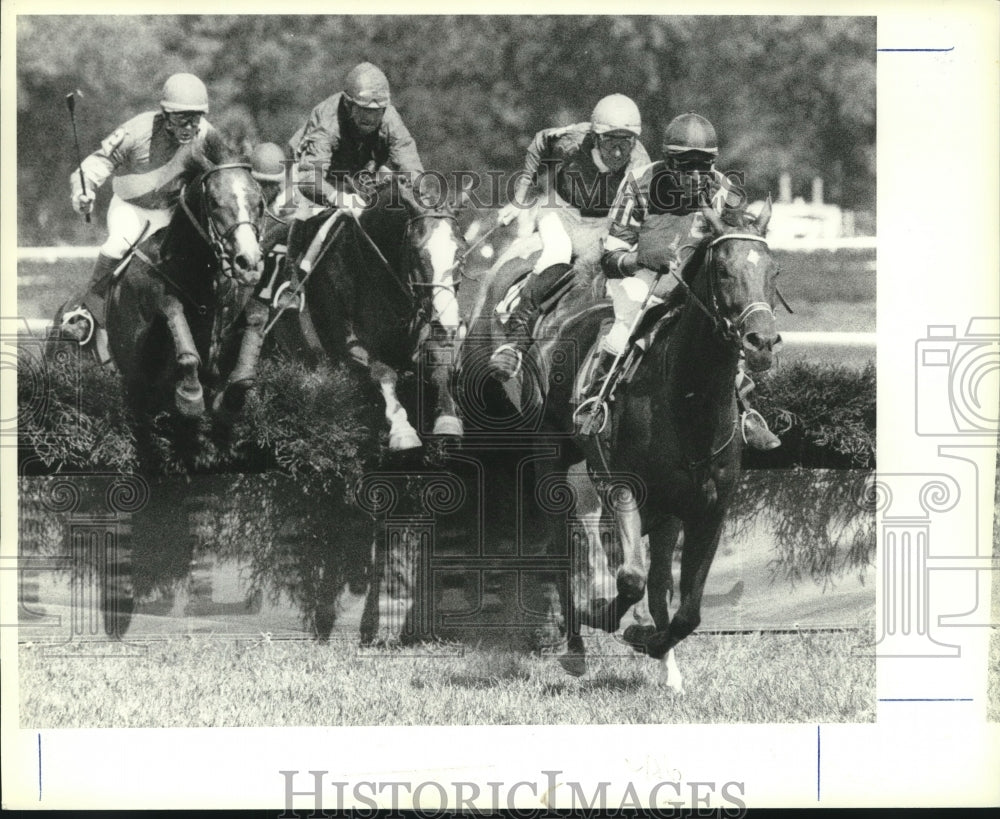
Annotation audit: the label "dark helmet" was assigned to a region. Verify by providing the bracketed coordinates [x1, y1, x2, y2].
[344, 62, 391, 109]
[662, 112, 718, 157]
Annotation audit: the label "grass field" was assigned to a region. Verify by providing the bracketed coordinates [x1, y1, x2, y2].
[19, 627, 874, 727]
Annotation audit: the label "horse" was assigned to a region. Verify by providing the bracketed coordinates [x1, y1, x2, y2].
[98, 156, 265, 423]
[283, 176, 467, 450]
[475, 201, 780, 687]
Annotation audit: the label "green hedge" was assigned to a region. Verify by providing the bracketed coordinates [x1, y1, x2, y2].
[746, 360, 876, 469]
[18, 350, 382, 500]
[19, 350, 876, 480]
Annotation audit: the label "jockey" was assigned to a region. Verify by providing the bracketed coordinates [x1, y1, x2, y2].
[591, 111, 781, 450]
[62, 73, 227, 360]
[249, 141, 294, 216]
[489, 94, 651, 381]
[284, 62, 425, 276]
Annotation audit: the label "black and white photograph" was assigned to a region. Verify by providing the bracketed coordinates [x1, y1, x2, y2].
[1, 1, 997, 812]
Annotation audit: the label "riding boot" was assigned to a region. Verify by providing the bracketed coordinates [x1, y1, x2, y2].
[489, 262, 573, 380]
[736, 371, 781, 450]
[282, 219, 309, 283]
[61, 253, 120, 346]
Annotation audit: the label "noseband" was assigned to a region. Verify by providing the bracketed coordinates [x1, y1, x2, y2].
[680, 232, 775, 344]
[403, 213, 466, 295]
[179, 163, 264, 277]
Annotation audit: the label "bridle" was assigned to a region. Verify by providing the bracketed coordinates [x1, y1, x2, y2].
[352, 210, 466, 331]
[669, 231, 775, 345]
[178, 163, 265, 278]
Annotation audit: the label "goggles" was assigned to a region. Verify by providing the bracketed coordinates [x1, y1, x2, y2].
[596, 133, 637, 151]
[165, 111, 203, 129]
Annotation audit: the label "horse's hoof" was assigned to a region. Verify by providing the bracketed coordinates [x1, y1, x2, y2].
[557, 650, 588, 678]
[175, 386, 205, 417]
[587, 598, 621, 633]
[432, 415, 464, 438]
[657, 649, 685, 694]
[622, 624, 655, 655]
[389, 431, 423, 451]
[645, 629, 671, 660]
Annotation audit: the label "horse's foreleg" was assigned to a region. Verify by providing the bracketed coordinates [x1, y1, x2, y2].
[648, 517, 684, 693]
[647, 512, 726, 667]
[372, 362, 421, 451]
[215, 298, 267, 414]
[161, 295, 204, 416]
[586, 480, 647, 632]
[427, 340, 463, 439]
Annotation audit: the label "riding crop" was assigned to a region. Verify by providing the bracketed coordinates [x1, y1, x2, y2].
[65, 91, 91, 224]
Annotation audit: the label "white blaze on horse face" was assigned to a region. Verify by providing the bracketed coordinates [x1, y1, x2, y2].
[746, 248, 760, 267]
[425, 221, 461, 332]
[230, 180, 262, 276]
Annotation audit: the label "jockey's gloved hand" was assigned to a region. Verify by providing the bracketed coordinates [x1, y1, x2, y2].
[72, 190, 95, 216]
[636, 226, 679, 273]
[497, 202, 522, 226]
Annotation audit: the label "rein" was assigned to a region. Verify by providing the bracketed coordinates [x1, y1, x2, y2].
[177, 163, 264, 277]
[666, 232, 774, 343]
[351, 209, 464, 330]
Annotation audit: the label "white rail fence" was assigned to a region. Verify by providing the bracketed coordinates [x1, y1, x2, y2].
[16, 243, 877, 349]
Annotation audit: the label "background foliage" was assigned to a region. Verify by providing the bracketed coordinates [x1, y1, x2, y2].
[17, 14, 875, 244]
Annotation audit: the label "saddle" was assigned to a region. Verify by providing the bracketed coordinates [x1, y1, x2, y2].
[572, 301, 682, 409]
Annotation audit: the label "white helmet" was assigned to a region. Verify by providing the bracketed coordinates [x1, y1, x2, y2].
[591, 94, 642, 137]
[160, 73, 209, 113]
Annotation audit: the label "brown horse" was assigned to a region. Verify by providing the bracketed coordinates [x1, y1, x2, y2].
[281, 177, 468, 449]
[103, 158, 265, 421]
[512, 203, 780, 686]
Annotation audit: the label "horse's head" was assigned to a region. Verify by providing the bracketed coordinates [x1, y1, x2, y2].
[184, 156, 265, 287]
[699, 199, 781, 372]
[396, 180, 468, 341]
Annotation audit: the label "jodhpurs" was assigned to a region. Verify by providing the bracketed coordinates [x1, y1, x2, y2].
[531, 194, 609, 275]
[602, 269, 676, 355]
[100, 195, 173, 259]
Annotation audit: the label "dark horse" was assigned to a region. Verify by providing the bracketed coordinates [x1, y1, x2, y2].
[103, 157, 265, 421]
[284, 177, 467, 449]
[477, 202, 780, 687]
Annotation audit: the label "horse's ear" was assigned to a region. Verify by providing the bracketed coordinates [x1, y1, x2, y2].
[755, 195, 773, 236]
[701, 206, 726, 236]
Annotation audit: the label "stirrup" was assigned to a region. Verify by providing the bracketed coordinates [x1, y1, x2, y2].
[489, 342, 523, 381]
[272, 280, 304, 312]
[60, 307, 94, 346]
[573, 396, 609, 435]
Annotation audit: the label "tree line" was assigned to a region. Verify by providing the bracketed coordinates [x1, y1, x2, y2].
[16, 14, 874, 244]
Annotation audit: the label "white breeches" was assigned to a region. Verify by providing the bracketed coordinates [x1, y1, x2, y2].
[531, 195, 609, 274]
[100, 195, 173, 259]
[603, 269, 673, 355]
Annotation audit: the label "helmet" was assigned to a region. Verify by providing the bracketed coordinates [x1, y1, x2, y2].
[591, 94, 642, 136]
[160, 73, 209, 113]
[344, 62, 391, 109]
[250, 142, 287, 182]
[662, 112, 718, 156]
